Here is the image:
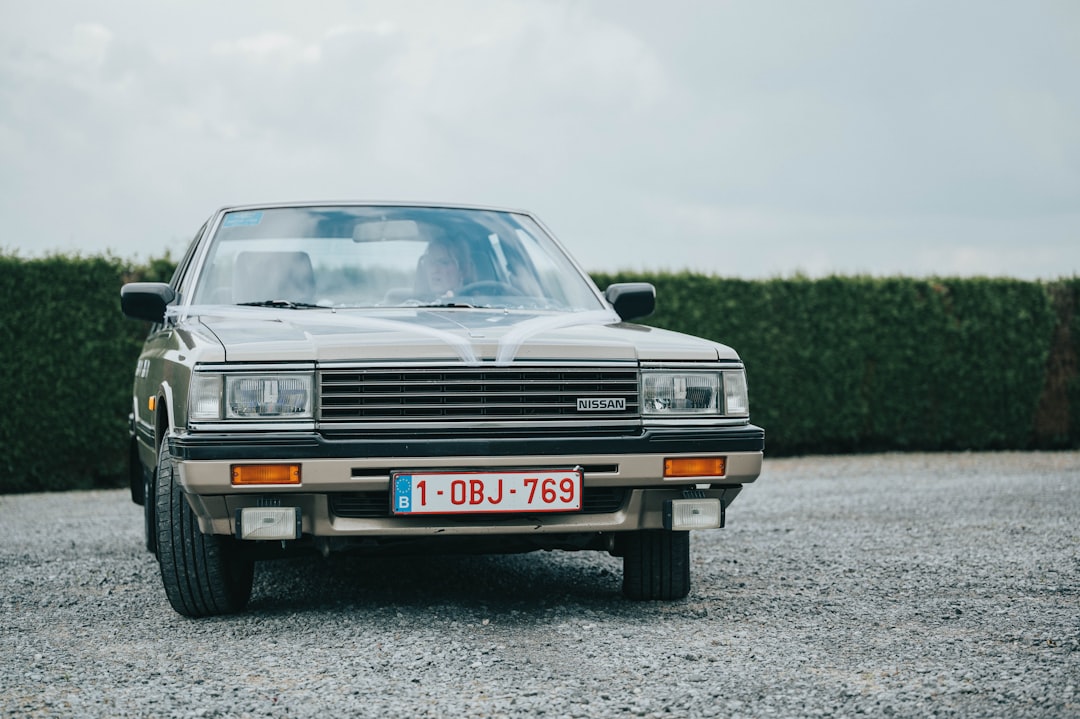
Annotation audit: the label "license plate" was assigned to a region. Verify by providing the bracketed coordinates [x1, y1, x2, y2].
[391, 469, 583, 515]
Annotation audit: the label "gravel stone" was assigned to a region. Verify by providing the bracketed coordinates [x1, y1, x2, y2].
[1, 451, 1077, 717]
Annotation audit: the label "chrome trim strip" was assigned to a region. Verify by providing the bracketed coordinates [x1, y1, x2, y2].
[643, 418, 750, 427]
[316, 419, 642, 431]
[194, 363, 317, 373]
[317, 359, 638, 370]
[640, 362, 744, 370]
[190, 421, 317, 432]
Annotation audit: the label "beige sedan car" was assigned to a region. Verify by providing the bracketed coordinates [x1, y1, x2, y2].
[121, 202, 764, 617]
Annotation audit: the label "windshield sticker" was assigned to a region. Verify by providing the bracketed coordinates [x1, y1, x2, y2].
[222, 211, 264, 228]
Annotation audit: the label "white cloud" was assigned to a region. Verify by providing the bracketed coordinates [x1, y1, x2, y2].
[213, 32, 322, 65]
[65, 23, 113, 68]
[0, 0, 1077, 277]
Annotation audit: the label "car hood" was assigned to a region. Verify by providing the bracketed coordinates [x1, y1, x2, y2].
[182, 307, 740, 364]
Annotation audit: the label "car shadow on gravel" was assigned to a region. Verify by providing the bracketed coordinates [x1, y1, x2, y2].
[246, 551, 626, 615]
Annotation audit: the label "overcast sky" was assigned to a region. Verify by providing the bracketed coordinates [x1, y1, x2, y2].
[1, 1, 1077, 278]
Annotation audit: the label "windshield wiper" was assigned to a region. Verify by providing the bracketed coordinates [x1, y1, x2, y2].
[236, 300, 324, 309]
[420, 301, 477, 309]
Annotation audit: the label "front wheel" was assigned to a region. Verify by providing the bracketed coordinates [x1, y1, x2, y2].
[621, 530, 691, 600]
[143, 465, 157, 556]
[155, 439, 254, 617]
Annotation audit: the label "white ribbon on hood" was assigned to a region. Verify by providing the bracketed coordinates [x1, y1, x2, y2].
[494, 309, 619, 365]
[166, 305, 619, 367]
[166, 305, 481, 365]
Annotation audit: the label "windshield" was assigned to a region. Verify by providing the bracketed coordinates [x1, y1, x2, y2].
[188, 206, 605, 312]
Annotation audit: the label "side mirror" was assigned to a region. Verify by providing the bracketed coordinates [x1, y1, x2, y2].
[121, 282, 176, 323]
[604, 282, 655, 322]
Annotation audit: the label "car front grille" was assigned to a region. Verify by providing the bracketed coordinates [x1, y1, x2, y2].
[329, 487, 628, 519]
[319, 365, 640, 428]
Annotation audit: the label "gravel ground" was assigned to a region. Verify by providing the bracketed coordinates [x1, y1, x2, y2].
[1, 451, 1077, 718]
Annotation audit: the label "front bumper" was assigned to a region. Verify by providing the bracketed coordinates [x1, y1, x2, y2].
[171, 425, 765, 538]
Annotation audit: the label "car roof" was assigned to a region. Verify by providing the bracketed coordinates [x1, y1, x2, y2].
[213, 200, 532, 216]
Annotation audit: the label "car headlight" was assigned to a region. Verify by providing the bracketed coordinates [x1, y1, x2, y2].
[189, 373, 314, 421]
[641, 370, 749, 418]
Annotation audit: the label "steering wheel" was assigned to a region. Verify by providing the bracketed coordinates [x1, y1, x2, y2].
[456, 281, 520, 297]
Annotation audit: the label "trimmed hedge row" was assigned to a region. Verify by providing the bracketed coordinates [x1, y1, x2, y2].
[594, 273, 1078, 456]
[0, 253, 1076, 494]
[0, 254, 172, 493]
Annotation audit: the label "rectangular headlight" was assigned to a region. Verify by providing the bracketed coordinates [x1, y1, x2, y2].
[189, 372, 314, 421]
[642, 371, 720, 415]
[226, 375, 313, 419]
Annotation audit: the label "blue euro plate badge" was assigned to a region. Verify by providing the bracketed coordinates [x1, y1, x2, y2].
[392, 470, 583, 515]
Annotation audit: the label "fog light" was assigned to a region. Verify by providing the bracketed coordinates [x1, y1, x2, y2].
[236, 507, 302, 540]
[664, 499, 723, 530]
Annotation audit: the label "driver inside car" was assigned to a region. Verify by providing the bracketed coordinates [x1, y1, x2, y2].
[415, 236, 475, 299]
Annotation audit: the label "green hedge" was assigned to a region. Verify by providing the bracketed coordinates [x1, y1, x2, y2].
[0, 254, 171, 493]
[0, 253, 1076, 494]
[1036, 279, 1080, 447]
[594, 273, 1076, 456]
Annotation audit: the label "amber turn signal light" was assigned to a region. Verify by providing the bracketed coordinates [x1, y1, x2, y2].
[664, 457, 726, 478]
[231, 464, 301, 485]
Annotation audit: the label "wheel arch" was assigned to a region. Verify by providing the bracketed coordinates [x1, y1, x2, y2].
[154, 381, 178, 452]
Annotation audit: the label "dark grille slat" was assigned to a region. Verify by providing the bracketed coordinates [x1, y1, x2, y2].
[322, 378, 637, 386]
[332, 399, 583, 405]
[323, 392, 635, 402]
[319, 366, 640, 424]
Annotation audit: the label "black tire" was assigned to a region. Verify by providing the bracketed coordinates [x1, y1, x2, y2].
[129, 438, 144, 505]
[621, 529, 691, 601]
[131, 437, 157, 555]
[143, 463, 157, 556]
[155, 439, 254, 617]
